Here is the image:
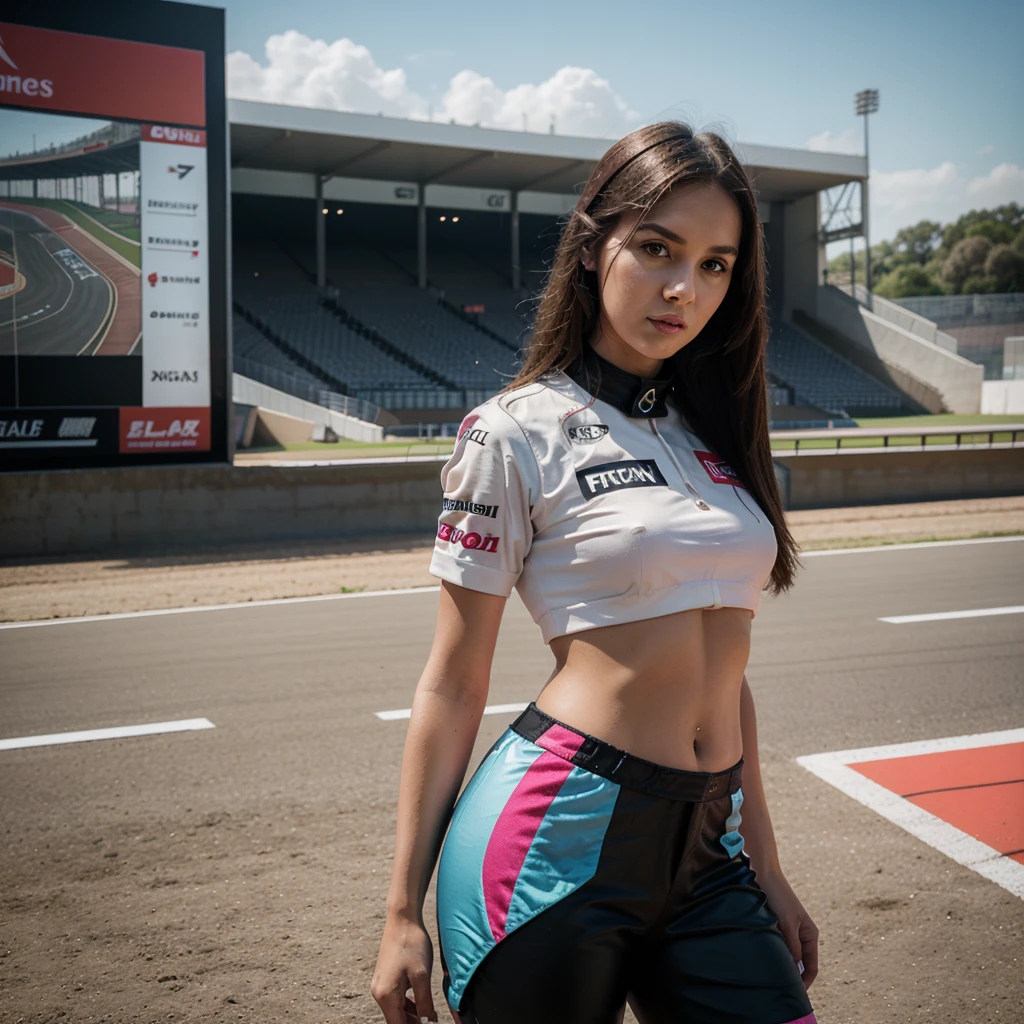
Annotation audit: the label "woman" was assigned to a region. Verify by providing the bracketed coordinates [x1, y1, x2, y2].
[372, 121, 819, 1024]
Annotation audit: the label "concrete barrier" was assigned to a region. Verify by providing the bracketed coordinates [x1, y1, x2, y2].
[815, 286, 983, 413]
[2, 448, 1021, 558]
[0, 461, 443, 558]
[777, 446, 1024, 510]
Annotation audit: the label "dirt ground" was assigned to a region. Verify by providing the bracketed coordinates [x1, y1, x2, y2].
[1, 496, 1022, 623]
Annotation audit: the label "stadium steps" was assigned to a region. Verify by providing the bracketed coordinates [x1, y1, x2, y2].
[791, 309, 933, 415]
[436, 294, 519, 352]
[233, 300, 355, 397]
[767, 321, 905, 417]
[319, 293, 460, 390]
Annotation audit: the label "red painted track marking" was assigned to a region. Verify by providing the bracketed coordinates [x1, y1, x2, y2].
[852, 742, 1024, 859]
[852, 742, 1024, 794]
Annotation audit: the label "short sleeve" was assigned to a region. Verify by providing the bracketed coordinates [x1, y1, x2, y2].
[428, 404, 538, 598]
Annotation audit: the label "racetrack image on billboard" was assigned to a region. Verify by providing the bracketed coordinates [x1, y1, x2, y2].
[0, 113, 143, 358]
[0, 11, 226, 470]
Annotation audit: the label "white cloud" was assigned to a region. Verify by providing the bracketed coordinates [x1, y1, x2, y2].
[441, 66, 638, 136]
[804, 128, 859, 155]
[863, 160, 1024, 244]
[965, 162, 1024, 205]
[227, 32, 425, 118]
[227, 32, 639, 138]
[870, 161, 961, 214]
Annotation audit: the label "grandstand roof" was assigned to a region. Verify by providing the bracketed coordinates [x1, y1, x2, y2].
[228, 99, 866, 203]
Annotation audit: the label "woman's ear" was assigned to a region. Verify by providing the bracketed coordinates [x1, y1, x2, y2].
[580, 246, 597, 273]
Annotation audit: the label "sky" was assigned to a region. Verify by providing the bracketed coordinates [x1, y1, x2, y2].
[7, 0, 1023, 249]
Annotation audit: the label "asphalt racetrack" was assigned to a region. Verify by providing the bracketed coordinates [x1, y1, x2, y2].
[1, 538, 1022, 1022]
[0, 208, 114, 356]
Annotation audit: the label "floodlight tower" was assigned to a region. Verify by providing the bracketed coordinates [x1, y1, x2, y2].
[855, 88, 879, 300]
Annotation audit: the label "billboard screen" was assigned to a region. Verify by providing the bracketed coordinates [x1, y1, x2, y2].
[0, 2, 227, 470]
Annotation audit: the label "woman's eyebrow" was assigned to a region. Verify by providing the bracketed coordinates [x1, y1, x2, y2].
[637, 222, 738, 256]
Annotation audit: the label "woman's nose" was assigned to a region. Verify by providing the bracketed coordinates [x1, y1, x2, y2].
[664, 269, 696, 305]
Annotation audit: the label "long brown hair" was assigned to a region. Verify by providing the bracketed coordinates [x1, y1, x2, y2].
[506, 120, 799, 594]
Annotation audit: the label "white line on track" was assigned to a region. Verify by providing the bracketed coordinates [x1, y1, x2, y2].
[0, 717, 215, 752]
[797, 728, 1024, 901]
[376, 702, 528, 722]
[880, 605, 1024, 624]
[1, 534, 1020, 632]
[800, 534, 1024, 557]
[0, 585, 441, 630]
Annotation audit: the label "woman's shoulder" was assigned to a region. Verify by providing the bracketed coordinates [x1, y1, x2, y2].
[484, 371, 591, 438]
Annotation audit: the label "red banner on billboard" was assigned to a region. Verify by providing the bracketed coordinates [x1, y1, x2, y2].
[119, 407, 211, 453]
[141, 125, 207, 147]
[0, 21, 205, 126]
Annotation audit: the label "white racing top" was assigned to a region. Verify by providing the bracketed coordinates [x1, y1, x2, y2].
[428, 357, 779, 643]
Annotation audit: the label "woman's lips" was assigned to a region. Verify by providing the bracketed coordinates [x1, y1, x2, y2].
[647, 317, 686, 335]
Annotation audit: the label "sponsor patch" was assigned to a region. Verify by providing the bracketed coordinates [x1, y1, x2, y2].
[119, 407, 211, 453]
[437, 523, 500, 552]
[695, 450, 744, 487]
[442, 498, 499, 518]
[457, 414, 489, 446]
[576, 459, 667, 499]
[568, 423, 609, 444]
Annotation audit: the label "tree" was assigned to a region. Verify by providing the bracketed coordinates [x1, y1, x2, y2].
[965, 220, 1015, 245]
[984, 244, 1024, 292]
[943, 235, 993, 293]
[892, 220, 942, 264]
[941, 203, 1023, 253]
[874, 264, 944, 299]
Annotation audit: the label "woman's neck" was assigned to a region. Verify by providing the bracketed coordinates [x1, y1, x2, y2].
[589, 330, 665, 379]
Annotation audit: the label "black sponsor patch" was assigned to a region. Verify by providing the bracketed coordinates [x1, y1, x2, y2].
[442, 497, 499, 518]
[576, 459, 668, 498]
[568, 423, 609, 444]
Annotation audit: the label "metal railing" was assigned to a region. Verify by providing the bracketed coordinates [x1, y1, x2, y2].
[233, 357, 381, 423]
[770, 422, 1024, 454]
[894, 293, 1024, 327]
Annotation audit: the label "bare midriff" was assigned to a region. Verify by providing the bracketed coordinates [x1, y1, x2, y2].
[537, 606, 752, 773]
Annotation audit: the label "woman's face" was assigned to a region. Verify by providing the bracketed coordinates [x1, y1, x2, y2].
[584, 182, 743, 377]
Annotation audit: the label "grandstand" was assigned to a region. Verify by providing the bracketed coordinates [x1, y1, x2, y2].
[222, 101, 932, 426]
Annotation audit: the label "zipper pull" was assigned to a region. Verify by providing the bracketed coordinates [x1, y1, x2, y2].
[684, 481, 711, 511]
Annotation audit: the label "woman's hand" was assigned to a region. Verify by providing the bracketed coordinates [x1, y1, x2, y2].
[371, 912, 437, 1023]
[757, 870, 819, 989]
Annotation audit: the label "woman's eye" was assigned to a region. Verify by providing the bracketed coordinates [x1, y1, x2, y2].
[641, 241, 669, 257]
[704, 258, 729, 274]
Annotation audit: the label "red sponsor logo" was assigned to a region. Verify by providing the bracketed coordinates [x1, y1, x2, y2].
[119, 407, 210, 453]
[147, 272, 158, 288]
[142, 124, 207, 147]
[457, 413, 479, 441]
[695, 450, 744, 487]
[0, 21, 205, 126]
[456, 414, 488, 446]
[437, 523, 500, 553]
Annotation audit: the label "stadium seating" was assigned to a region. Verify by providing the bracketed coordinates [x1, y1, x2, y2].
[233, 244, 435, 394]
[767, 321, 903, 414]
[231, 237, 906, 419]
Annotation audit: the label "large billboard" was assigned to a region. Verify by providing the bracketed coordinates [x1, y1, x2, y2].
[0, 1, 228, 470]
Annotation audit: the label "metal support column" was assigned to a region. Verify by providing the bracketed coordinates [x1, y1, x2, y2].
[510, 189, 520, 291]
[862, 177, 871, 305]
[315, 176, 326, 292]
[417, 183, 427, 289]
[115, 172, 121, 214]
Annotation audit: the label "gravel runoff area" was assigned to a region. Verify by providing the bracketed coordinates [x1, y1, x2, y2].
[1, 496, 1022, 623]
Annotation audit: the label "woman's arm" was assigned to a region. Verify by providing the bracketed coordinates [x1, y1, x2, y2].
[372, 580, 507, 1024]
[738, 674, 819, 989]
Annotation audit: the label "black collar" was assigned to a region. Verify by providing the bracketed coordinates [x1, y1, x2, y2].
[564, 344, 675, 418]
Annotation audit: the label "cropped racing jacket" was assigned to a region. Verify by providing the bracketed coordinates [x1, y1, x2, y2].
[428, 345, 779, 643]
